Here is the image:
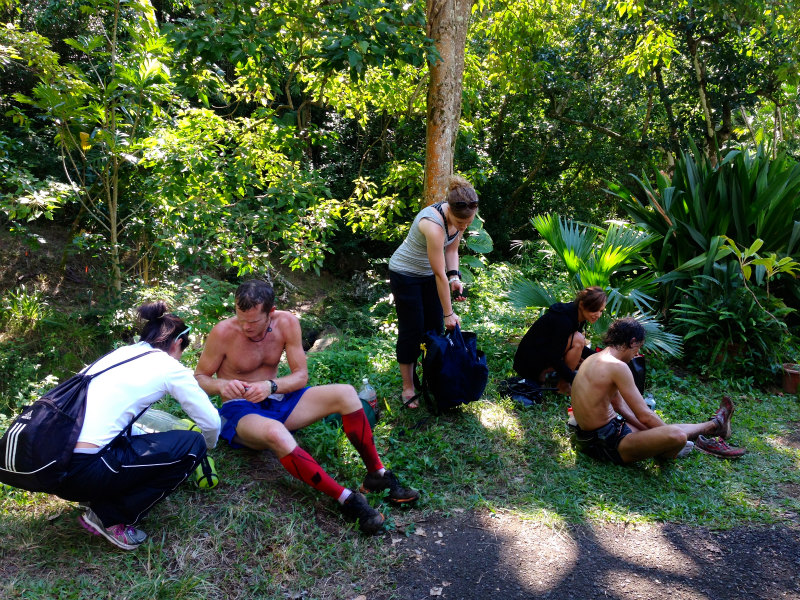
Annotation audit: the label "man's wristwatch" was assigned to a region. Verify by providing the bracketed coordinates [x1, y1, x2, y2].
[269, 379, 278, 394]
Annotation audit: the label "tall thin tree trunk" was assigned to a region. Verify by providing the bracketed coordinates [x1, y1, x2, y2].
[424, 0, 472, 205]
[687, 30, 717, 164]
[654, 66, 680, 161]
[109, 0, 122, 292]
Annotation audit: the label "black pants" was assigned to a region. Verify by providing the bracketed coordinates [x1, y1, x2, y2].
[55, 430, 206, 527]
[389, 270, 443, 364]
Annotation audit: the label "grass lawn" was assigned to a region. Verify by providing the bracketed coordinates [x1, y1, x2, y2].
[2, 266, 800, 599]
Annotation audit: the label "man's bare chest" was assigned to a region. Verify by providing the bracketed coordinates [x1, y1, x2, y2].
[222, 341, 283, 377]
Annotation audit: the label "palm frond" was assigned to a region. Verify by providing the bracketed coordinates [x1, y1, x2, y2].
[507, 277, 559, 310]
[531, 214, 596, 277]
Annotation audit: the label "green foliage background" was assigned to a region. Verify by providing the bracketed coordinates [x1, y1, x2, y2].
[3, 0, 800, 286]
[2, 2, 800, 595]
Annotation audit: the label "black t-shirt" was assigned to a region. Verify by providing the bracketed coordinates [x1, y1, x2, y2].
[513, 301, 584, 382]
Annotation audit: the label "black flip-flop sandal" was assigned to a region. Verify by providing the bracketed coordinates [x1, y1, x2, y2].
[402, 393, 421, 409]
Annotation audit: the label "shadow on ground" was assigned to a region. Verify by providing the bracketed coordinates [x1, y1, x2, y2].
[376, 510, 800, 600]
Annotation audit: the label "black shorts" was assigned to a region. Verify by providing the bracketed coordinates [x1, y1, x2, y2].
[574, 415, 632, 465]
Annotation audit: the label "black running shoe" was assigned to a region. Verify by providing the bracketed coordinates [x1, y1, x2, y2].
[360, 469, 420, 504]
[340, 491, 385, 535]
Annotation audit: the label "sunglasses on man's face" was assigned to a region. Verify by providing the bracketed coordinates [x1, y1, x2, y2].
[453, 201, 479, 210]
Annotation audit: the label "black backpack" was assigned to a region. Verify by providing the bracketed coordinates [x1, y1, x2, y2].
[413, 325, 489, 415]
[499, 355, 646, 408]
[0, 350, 156, 493]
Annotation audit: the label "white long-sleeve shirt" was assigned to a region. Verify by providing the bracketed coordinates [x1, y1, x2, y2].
[76, 342, 221, 450]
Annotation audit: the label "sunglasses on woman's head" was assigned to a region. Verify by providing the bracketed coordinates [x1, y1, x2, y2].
[174, 325, 191, 345]
[453, 201, 479, 209]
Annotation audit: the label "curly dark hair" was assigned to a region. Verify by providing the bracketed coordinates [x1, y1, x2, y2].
[602, 317, 645, 348]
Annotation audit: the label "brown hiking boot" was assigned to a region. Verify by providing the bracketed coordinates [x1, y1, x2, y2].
[710, 396, 734, 439]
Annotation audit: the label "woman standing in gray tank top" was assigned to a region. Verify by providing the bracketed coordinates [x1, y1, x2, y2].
[388, 176, 479, 408]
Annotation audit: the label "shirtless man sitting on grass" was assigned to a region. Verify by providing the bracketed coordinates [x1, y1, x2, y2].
[194, 280, 418, 535]
[570, 317, 740, 464]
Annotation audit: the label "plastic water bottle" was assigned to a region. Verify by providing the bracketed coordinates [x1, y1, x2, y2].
[567, 406, 578, 432]
[644, 393, 656, 410]
[358, 378, 378, 412]
[134, 409, 199, 434]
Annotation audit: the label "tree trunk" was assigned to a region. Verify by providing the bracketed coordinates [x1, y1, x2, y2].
[654, 66, 680, 162]
[686, 29, 717, 164]
[424, 0, 472, 206]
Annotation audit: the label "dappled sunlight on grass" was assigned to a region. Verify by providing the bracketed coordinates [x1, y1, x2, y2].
[505, 505, 572, 528]
[476, 401, 524, 437]
[582, 502, 652, 524]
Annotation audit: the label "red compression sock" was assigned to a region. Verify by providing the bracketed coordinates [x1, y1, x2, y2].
[341, 408, 384, 473]
[279, 446, 345, 500]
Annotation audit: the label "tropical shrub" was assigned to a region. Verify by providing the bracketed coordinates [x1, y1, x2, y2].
[672, 266, 792, 380]
[508, 213, 682, 357]
[0, 285, 50, 334]
[608, 142, 800, 311]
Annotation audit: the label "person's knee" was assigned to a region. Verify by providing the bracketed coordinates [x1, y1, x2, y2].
[663, 426, 688, 449]
[335, 384, 360, 411]
[187, 431, 207, 456]
[169, 429, 206, 456]
[571, 331, 587, 349]
[564, 332, 587, 367]
[238, 417, 292, 453]
[261, 425, 291, 451]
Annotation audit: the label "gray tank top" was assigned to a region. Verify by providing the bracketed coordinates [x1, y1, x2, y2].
[389, 203, 459, 276]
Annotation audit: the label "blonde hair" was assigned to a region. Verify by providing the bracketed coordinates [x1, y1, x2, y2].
[446, 175, 479, 219]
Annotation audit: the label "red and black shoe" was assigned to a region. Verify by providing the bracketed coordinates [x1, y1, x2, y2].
[710, 396, 735, 439]
[696, 435, 747, 459]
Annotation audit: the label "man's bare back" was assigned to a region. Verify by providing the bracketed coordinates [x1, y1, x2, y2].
[570, 318, 733, 464]
[570, 337, 659, 434]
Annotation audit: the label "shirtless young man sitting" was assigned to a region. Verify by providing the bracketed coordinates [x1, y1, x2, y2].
[570, 318, 736, 465]
[194, 280, 418, 534]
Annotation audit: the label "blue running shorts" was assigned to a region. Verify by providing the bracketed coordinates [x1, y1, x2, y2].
[218, 388, 309, 449]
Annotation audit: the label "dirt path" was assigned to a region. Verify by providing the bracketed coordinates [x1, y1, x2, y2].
[371, 510, 800, 600]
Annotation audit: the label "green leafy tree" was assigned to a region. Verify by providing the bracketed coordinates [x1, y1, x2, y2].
[14, 0, 176, 291]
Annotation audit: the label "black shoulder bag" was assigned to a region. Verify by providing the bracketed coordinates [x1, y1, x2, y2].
[0, 350, 156, 493]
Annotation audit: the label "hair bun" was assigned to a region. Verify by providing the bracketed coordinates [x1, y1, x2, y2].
[448, 175, 471, 191]
[137, 300, 169, 322]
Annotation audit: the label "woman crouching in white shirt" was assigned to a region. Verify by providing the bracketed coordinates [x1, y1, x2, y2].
[55, 301, 221, 550]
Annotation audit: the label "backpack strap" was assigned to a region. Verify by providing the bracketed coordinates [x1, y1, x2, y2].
[414, 341, 440, 416]
[87, 350, 164, 452]
[432, 203, 458, 242]
[80, 350, 159, 379]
